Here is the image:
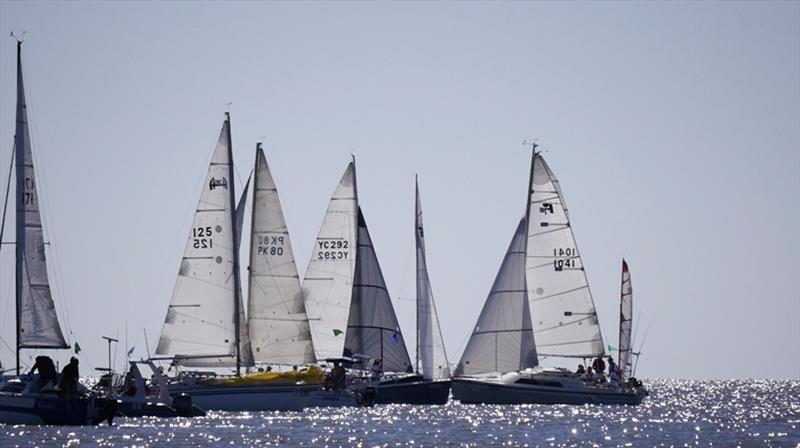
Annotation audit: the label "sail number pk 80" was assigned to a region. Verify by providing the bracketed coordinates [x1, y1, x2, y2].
[258, 235, 285, 257]
[317, 239, 349, 260]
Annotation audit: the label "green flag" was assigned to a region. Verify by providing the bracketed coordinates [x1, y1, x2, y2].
[332, 329, 343, 337]
[74, 342, 81, 354]
[607, 344, 618, 352]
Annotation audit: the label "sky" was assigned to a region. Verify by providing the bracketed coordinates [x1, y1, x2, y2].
[0, 1, 797, 380]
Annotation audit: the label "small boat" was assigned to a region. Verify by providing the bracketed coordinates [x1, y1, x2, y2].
[153, 116, 318, 411]
[452, 145, 647, 405]
[0, 39, 111, 426]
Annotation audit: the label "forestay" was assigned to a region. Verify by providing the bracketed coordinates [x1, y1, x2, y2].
[303, 162, 358, 361]
[248, 145, 315, 365]
[456, 219, 537, 376]
[415, 180, 450, 380]
[344, 208, 413, 373]
[618, 259, 633, 381]
[14, 41, 68, 349]
[525, 153, 605, 358]
[157, 118, 247, 367]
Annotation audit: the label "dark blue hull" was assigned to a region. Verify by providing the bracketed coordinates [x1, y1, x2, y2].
[376, 377, 451, 405]
[0, 393, 102, 425]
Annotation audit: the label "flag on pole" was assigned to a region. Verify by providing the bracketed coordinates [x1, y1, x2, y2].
[127, 346, 135, 357]
[74, 342, 81, 354]
[608, 344, 618, 352]
[391, 332, 399, 343]
[332, 329, 343, 336]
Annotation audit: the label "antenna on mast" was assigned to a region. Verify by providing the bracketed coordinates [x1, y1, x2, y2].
[9, 31, 26, 43]
[522, 139, 540, 154]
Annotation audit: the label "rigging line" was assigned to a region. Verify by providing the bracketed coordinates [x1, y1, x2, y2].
[0, 146, 13, 253]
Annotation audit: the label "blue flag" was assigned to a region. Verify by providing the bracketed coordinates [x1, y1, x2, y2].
[127, 346, 135, 357]
[391, 332, 399, 343]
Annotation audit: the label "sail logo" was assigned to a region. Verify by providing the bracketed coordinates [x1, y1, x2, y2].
[539, 203, 554, 214]
[209, 177, 228, 190]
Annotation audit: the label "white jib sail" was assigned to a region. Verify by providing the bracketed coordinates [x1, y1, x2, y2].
[156, 118, 241, 367]
[15, 42, 68, 349]
[456, 218, 538, 376]
[248, 144, 315, 365]
[344, 208, 413, 373]
[618, 259, 633, 381]
[415, 179, 450, 380]
[302, 162, 358, 361]
[525, 153, 605, 358]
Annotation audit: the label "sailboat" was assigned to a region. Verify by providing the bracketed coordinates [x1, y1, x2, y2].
[452, 146, 647, 405]
[303, 161, 449, 405]
[618, 259, 646, 393]
[154, 116, 318, 411]
[0, 40, 106, 425]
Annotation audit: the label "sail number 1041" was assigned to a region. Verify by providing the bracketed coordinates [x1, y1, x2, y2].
[317, 239, 350, 260]
[553, 247, 579, 271]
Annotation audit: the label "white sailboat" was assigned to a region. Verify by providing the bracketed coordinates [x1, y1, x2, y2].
[155, 117, 317, 411]
[452, 146, 647, 405]
[0, 40, 105, 425]
[303, 162, 451, 404]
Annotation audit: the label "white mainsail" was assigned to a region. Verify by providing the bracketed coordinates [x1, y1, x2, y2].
[618, 259, 633, 381]
[247, 144, 315, 365]
[415, 179, 450, 380]
[456, 219, 538, 376]
[525, 153, 605, 358]
[156, 116, 250, 367]
[302, 162, 358, 361]
[344, 208, 413, 373]
[14, 41, 68, 350]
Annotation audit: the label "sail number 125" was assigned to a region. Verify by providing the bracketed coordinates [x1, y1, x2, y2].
[193, 226, 214, 249]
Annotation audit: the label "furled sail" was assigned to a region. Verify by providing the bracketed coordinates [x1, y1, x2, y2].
[14, 41, 68, 349]
[415, 180, 450, 380]
[618, 259, 633, 381]
[525, 153, 605, 358]
[344, 208, 413, 373]
[456, 219, 537, 376]
[247, 144, 315, 365]
[157, 117, 247, 367]
[302, 162, 358, 361]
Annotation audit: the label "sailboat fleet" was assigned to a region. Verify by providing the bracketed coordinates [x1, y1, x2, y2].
[0, 42, 647, 425]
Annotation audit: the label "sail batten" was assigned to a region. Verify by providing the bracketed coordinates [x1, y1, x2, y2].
[456, 219, 537, 376]
[14, 41, 68, 351]
[525, 154, 605, 358]
[247, 145, 314, 365]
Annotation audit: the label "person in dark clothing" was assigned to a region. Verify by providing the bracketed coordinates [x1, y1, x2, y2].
[28, 355, 57, 390]
[60, 357, 80, 397]
[592, 356, 606, 375]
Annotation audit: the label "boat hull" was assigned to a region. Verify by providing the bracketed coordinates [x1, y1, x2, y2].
[167, 383, 318, 411]
[452, 378, 646, 405]
[376, 378, 451, 405]
[0, 393, 101, 425]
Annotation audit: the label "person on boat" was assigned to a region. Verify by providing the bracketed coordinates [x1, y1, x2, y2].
[60, 357, 80, 397]
[370, 359, 383, 383]
[331, 361, 346, 390]
[581, 367, 595, 384]
[592, 356, 606, 375]
[27, 355, 57, 390]
[575, 364, 586, 376]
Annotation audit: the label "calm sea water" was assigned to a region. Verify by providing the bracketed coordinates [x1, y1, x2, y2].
[1, 379, 798, 447]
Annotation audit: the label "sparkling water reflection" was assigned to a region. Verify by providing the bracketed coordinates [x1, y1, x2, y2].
[2, 379, 798, 447]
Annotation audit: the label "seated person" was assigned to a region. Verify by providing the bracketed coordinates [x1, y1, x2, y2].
[575, 364, 586, 376]
[28, 356, 57, 391]
[581, 367, 595, 384]
[331, 362, 346, 390]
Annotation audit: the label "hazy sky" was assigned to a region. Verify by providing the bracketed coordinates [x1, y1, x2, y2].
[0, 1, 797, 380]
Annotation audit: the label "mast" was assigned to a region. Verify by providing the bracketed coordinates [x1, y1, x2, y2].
[226, 112, 242, 376]
[14, 40, 24, 374]
[414, 175, 420, 374]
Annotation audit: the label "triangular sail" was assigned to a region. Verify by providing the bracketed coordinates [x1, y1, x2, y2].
[248, 145, 315, 365]
[415, 180, 450, 380]
[525, 153, 605, 358]
[456, 219, 537, 376]
[302, 162, 358, 361]
[156, 117, 245, 367]
[618, 259, 633, 381]
[14, 41, 68, 349]
[344, 208, 413, 373]
[234, 174, 254, 367]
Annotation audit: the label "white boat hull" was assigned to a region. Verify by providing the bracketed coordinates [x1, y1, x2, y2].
[168, 383, 318, 412]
